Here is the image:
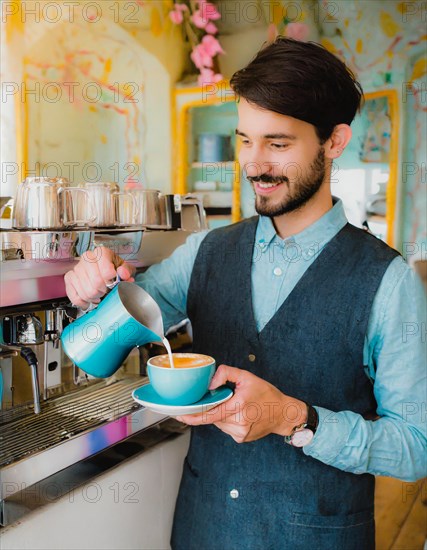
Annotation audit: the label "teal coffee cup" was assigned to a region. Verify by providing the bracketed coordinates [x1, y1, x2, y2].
[147, 353, 216, 405]
[61, 283, 164, 378]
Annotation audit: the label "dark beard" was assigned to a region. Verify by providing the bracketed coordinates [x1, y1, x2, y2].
[251, 147, 326, 217]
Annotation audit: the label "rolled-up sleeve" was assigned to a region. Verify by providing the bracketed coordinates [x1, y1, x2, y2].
[303, 256, 427, 481]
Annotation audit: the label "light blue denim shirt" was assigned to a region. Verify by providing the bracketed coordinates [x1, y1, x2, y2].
[137, 199, 427, 481]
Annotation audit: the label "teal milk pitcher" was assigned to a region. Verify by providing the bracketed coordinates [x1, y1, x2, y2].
[61, 283, 164, 378]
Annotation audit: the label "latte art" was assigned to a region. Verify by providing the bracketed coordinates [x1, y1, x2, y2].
[150, 353, 213, 369]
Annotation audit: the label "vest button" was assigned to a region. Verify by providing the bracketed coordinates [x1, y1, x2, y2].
[273, 267, 283, 276]
[230, 489, 239, 499]
[248, 354, 256, 362]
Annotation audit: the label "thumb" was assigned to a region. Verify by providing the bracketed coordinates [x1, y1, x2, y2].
[209, 364, 242, 390]
[117, 262, 136, 281]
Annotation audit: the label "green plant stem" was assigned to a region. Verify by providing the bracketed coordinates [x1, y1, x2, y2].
[184, 13, 200, 47]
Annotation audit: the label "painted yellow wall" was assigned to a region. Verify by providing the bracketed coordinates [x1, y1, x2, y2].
[2, 0, 188, 194]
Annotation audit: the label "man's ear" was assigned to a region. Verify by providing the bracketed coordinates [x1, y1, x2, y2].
[324, 124, 352, 159]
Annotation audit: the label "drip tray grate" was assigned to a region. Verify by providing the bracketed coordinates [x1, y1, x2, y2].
[0, 377, 146, 468]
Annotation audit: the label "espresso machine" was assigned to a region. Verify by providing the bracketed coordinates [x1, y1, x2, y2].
[0, 188, 206, 527]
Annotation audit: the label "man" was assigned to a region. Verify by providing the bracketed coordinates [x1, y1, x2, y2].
[65, 38, 426, 549]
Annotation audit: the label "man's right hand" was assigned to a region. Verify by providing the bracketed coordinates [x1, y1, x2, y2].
[64, 247, 136, 309]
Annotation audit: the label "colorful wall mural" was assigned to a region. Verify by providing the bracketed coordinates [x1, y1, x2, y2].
[315, 0, 426, 254]
[1, 0, 425, 254]
[1, 0, 183, 194]
[401, 51, 427, 258]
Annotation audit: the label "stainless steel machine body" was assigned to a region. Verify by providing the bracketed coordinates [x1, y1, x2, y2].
[0, 194, 203, 526]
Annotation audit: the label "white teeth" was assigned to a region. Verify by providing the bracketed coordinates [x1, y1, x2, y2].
[258, 182, 279, 189]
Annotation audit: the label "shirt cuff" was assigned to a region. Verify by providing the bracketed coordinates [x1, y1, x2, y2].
[303, 406, 352, 463]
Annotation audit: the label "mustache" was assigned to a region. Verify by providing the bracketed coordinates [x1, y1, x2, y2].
[247, 174, 289, 185]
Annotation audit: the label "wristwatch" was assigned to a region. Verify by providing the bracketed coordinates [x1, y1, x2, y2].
[284, 403, 318, 447]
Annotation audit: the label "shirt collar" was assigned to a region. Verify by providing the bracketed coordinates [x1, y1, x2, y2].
[256, 198, 348, 250]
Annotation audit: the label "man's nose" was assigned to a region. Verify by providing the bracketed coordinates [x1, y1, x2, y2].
[243, 161, 260, 179]
[243, 161, 277, 179]
[240, 152, 273, 179]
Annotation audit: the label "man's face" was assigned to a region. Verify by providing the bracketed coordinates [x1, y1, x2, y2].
[236, 98, 328, 217]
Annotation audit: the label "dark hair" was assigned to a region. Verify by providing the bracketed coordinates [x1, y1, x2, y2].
[230, 37, 364, 143]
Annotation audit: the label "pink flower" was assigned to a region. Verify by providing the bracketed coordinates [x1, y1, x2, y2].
[169, 9, 184, 24]
[201, 34, 224, 55]
[169, 2, 189, 24]
[191, 2, 220, 28]
[205, 21, 218, 34]
[285, 22, 310, 42]
[198, 68, 223, 86]
[200, 2, 221, 21]
[191, 44, 214, 69]
[191, 9, 207, 29]
[168, 0, 225, 85]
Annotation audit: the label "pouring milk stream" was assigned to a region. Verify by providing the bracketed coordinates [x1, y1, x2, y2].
[61, 282, 176, 378]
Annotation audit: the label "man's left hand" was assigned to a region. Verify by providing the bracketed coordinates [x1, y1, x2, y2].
[176, 365, 307, 443]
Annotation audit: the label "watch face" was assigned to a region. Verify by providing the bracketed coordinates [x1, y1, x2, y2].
[291, 428, 314, 447]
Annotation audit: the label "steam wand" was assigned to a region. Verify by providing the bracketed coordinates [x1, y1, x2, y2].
[0, 344, 41, 414]
[20, 347, 41, 414]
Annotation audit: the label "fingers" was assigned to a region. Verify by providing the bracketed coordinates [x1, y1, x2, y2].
[199, 397, 243, 424]
[64, 271, 85, 308]
[87, 248, 118, 283]
[213, 420, 252, 443]
[176, 409, 252, 443]
[71, 268, 102, 305]
[176, 398, 240, 425]
[64, 270, 97, 309]
[81, 250, 110, 289]
[74, 251, 108, 301]
[209, 364, 244, 390]
[175, 412, 204, 424]
[64, 246, 133, 306]
[117, 263, 136, 281]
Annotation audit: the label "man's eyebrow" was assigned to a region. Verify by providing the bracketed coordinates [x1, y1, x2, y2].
[235, 129, 296, 140]
[264, 133, 296, 140]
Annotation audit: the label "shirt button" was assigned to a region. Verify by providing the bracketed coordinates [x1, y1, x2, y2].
[230, 489, 239, 499]
[248, 354, 256, 362]
[273, 267, 282, 276]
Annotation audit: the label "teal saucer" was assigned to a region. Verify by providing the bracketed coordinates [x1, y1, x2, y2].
[132, 384, 233, 416]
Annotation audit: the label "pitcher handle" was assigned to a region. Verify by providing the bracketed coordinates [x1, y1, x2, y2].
[182, 193, 208, 229]
[58, 187, 97, 225]
[113, 192, 139, 225]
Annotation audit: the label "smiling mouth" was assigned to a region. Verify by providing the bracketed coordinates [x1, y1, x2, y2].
[257, 182, 281, 189]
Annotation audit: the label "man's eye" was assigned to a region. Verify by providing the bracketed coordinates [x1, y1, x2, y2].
[271, 143, 288, 149]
